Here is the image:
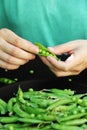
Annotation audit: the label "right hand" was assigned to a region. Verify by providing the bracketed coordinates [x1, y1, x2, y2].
[0, 28, 39, 70]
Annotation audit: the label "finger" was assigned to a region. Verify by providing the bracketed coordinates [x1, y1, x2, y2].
[53, 70, 78, 77]
[0, 38, 35, 60]
[48, 40, 79, 55]
[0, 60, 20, 70]
[39, 56, 54, 69]
[0, 50, 28, 65]
[47, 56, 68, 70]
[47, 54, 80, 71]
[51, 69, 79, 77]
[0, 28, 39, 53]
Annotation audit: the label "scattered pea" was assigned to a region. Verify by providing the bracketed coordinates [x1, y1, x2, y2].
[68, 78, 72, 82]
[29, 69, 34, 74]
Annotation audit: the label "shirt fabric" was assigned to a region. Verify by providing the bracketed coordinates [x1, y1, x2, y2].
[0, 0, 87, 47]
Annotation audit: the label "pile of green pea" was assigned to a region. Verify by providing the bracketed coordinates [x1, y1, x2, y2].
[1, 87, 87, 130]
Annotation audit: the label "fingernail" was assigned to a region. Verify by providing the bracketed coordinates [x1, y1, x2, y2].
[34, 46, 39, 53]
[47, 56, 54, 60]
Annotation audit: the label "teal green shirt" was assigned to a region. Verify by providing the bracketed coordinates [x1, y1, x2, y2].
[0, 0, 87, 47]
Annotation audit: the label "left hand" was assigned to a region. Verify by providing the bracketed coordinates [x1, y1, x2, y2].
[39, 40, 87, 77]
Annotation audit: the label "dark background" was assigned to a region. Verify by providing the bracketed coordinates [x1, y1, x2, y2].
[0, 55, 87, 87]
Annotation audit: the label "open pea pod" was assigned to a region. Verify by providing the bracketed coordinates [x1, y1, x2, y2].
[35, 42, 59, 60]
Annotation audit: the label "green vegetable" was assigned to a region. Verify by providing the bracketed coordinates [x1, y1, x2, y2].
[0, 77, 16, 84]
[29, 69, 34, 74]
[35, 42, 59, 60]
[0, 87, 87, 129]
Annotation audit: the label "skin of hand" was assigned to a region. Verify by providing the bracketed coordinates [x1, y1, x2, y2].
[39, 40, 87, 77]
[0, 28, 39, 70]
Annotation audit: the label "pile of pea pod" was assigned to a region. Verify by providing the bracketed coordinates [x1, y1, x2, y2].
[1, 87, 87, 130]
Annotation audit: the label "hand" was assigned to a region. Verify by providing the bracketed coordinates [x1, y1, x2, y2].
[39, 40, 87, 77]
[0, 28, 39, 70]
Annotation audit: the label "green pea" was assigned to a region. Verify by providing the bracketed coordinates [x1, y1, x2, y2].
[29, 69, 34, 74]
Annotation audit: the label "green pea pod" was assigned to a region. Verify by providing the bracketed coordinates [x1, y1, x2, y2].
[59, 113, 86, 122]
[35, 42, 58, 60]
[0, 117, 18, 123]
[0, 105, 6, 114]
[47, 98, 72, 111]
[0, 78, 16, 84]
[22, 105, 45, 115]
[50, 88, 74, 96]
[16, 87, 26, 104]
[4, 123, 30, 129]
[63, 118, 87, 126]
[0, 99, 7, 114]
[37, 114, 56, 121]
[13, 103, 30, 118]
[17, 117, 43, 124]
[51, 123, 83, 130]
[7, 97, 17, 112]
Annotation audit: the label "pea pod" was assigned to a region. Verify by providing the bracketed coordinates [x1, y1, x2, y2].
[16, 87, 26, 104]
[63, 118, 87, 126]
[59, 113, 86, 122]
[47, 98, 72, 110]
[7, 97, 16, 112]
[13, 103, 30, 118]
[4, 123, 30, 129]
[35, 42, 58, 60]
[0, 99, 7, 114]
[0, 117, 17, 123]
[22, 105, 46, 115]
[51, 123, 83, 130]
[17, 117, 43, 124]
[0, 77, 16, 84]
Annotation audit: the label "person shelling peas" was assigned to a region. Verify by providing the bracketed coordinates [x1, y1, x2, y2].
[0, 0, 87, 85]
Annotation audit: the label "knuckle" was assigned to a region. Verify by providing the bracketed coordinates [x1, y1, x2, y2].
[0, 28, 9, 35]
[13, 37, 22, 46]
[6, 56, 14, 64]
[11, 47, 19, 57]
[63, 67, 70, 72]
